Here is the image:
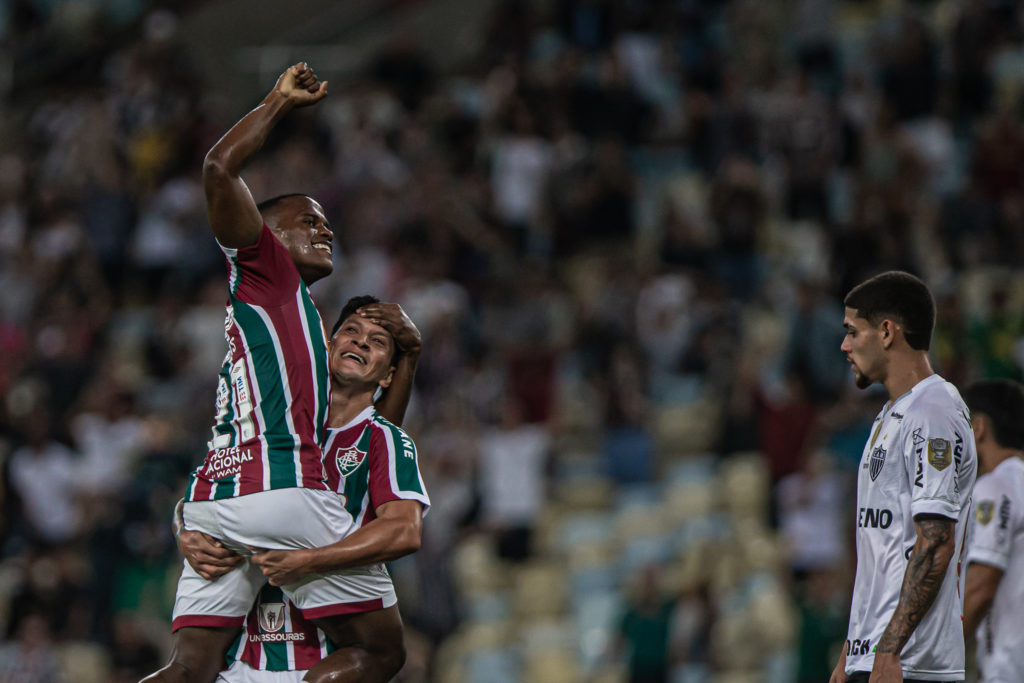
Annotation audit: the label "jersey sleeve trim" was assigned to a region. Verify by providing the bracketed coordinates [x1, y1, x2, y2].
[910, 497, 959, 520]
[966, 547, 1010, 571]
[368, 417, 430, 514]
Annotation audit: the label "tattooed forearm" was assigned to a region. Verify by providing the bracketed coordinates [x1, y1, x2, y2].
[876, 516, 955, 655]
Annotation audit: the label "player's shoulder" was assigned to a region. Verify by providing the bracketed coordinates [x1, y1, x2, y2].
[370, 412, 415, 442]
[979, 458, 1024, 497]
[905, 378, 970, 426]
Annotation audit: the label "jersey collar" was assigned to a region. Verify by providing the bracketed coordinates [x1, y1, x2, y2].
[888, 373, 942, 411]
[329, 405, 376, 433]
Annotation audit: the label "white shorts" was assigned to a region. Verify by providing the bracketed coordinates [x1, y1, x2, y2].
[217, 660, 306, 683]
[173, 488, 370, 629]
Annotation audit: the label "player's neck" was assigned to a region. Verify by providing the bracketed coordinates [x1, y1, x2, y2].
[327, 383, 376, 428]
[882, 352, 934, 401]
[980, 447, 1023, 475]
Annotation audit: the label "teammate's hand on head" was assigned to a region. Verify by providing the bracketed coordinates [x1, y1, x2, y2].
[178, 530, 243, 581]
[250, 547, 314, 586]
[274, 62, 328, 108]
[358, 303, 422, 355]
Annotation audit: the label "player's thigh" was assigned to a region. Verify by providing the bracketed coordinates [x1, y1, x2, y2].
[311, 605, 404, 655]
[217, 660, 307, 683]
[285, 562, 397, 617]
[172, 557, 266, 629]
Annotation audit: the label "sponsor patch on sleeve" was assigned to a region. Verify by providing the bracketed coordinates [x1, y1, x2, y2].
[927, 437, 951, 471]
[976, 500, 994, 525]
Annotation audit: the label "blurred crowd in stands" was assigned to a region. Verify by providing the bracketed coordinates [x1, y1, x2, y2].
[1, 0, 1023, 681]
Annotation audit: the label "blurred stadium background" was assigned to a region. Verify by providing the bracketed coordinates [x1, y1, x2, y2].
[0, 0, 1022, 681]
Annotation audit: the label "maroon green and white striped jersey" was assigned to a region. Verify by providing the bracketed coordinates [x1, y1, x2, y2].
[323, 406, 430, 525]
[186, 226, 331, 502]
[226, 584, 334, 672]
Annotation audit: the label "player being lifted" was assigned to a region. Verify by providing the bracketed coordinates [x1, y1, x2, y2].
[178, 297, 429, 682]
[141, 63, 408, 683]
[961, 379, 1024, 682]
[831, 271, 977, 683]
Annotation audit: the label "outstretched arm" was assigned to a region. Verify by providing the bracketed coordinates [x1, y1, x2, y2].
[250, 500, 423, 585]
[963, 561, 1003, 637]
[871, 514, 955, 681]
[361, 303, 421, 426]
[203, 62, 327, 248]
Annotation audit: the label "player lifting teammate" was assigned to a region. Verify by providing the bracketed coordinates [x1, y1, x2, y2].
[141, 64, 415, 683]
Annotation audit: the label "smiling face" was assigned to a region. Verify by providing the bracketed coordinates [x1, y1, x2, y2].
[841, 307, 887, 389]
[263, 195, 333, 284]
[330, 315, 396, 390]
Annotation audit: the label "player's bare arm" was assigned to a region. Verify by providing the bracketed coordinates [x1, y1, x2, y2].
[829, 645, 849, 683]
[873, 515, 955, 673]
[203, 62, 328, 249]
[172, 498, 243, 581]
[250, 499, 423, 586]
[963, 561, 1004, 636]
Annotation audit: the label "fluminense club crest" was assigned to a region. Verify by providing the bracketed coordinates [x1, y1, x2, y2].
[869, 445, 886, 481]
[258, 602, 286, 633]
[336, 447, 367, 477]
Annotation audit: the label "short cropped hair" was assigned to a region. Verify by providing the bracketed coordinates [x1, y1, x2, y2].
[962, 379, 1024, 450]
[256, 193, 312, 216]
[331, 295, 381, 337]
[844, 271, 935, 351]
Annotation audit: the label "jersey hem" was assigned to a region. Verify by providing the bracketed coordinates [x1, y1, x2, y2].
[298, 598, 385, 619]
[966, 547, 1009, 571]
[173, 614, 246, 632]
[184, 480, 330, 503]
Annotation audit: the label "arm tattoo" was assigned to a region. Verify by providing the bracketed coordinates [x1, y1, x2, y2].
[875, 516, 955, 655]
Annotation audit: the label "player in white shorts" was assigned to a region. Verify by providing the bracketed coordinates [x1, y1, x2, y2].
[961, 380, 1024, 683]
[143, 62, 383, 683]
[180, 296, 428, 682]
[830, 271, 977, 683]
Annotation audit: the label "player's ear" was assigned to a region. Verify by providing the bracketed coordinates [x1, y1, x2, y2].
[971, 414, 987, 444]
[879, 319, 896, 349]
[379, 367, 395, 390]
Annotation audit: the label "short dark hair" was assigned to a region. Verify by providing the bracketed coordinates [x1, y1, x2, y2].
[256, 193, 313, 216]
[331, 295, 381, 337]
[962, 379, 1024, 450]
[843, 271, 935, 351]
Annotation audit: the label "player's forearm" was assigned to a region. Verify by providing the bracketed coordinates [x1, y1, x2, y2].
[963, 564, 1001, 636]
[875, 517, 954, 654]
[963, 591, 994, 637]
[204, 90, 293, 179]
[305, 518, 422, 574]
[375, 351, 419, 426]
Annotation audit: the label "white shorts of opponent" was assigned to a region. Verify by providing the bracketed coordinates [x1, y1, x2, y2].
[173, 488, 362, 629]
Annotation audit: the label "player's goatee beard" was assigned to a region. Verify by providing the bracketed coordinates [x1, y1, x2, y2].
[855, 370, 871, 389]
